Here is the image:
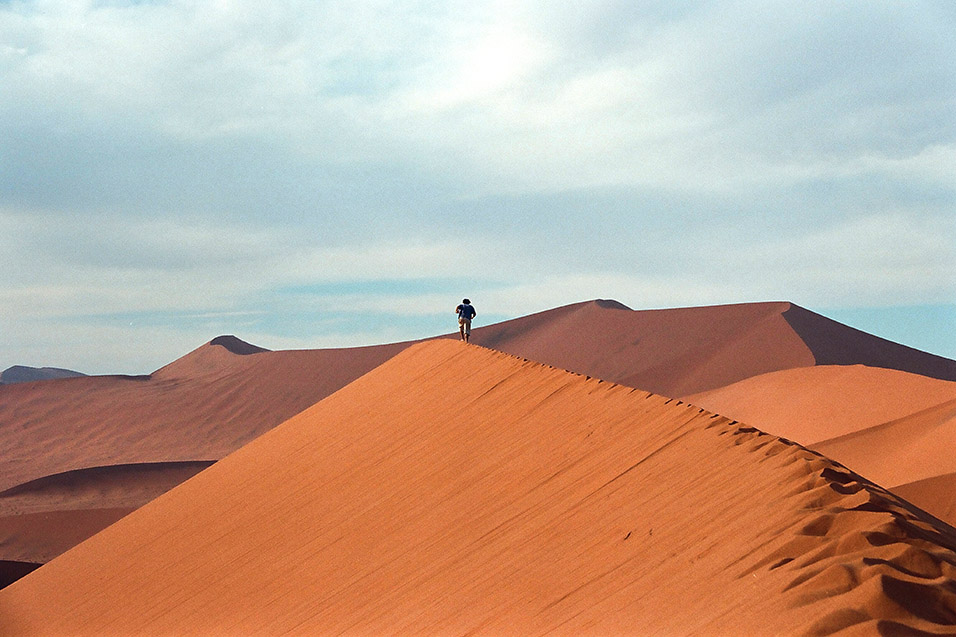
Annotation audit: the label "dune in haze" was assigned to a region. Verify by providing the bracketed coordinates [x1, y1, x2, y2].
[3, 341, 956, 635]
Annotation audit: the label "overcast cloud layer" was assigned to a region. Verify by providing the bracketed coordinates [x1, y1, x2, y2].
[2, 0, 954, 373]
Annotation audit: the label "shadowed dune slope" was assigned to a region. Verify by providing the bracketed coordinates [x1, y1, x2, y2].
[783, 304, 956, 381]
[0, 462, 214, 514]
[0, 508, 133, 564]
[4, 341, 956, 635]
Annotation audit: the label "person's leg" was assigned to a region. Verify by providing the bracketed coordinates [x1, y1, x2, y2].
[459, 319, 466, 341]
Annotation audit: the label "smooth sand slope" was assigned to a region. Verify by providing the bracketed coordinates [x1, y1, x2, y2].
[4, 341, 956, 635]
[685, 365, 956, 445]
[686, 366, 956, 526]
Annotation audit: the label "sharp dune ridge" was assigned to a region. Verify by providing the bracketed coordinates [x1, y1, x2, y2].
[3, 341, 956, 635]
[1, 299, 954, 587]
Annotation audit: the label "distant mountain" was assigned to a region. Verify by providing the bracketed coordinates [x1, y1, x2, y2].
[0, 366, 86, 385]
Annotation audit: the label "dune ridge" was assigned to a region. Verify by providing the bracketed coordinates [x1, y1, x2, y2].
[3, 341, 956, 635]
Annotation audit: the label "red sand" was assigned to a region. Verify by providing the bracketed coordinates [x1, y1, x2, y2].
[3, 341, 956, 635]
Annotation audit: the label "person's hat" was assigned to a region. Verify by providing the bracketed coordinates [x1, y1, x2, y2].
[463, 298, 470, 304]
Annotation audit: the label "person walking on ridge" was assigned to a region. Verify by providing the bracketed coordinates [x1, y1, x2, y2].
[456, 298, 476, 343]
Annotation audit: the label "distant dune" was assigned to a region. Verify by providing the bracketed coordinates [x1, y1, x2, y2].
[475, 300, 956, 396]
[3, 341, 956, 635]
[0, 366, 85, 385]
[2, 300, 954, 587]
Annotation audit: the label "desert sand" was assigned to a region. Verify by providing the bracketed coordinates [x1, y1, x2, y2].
[685, 365, 956, 445]
[3, 341, 956, 635]
[686, 366, 956, 526]
[2, 299, 954, 586]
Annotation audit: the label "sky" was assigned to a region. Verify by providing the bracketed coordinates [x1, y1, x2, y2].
[1, 0, 954, 374]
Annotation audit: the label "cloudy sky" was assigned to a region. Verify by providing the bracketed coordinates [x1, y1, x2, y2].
[1, 0, 954, 374]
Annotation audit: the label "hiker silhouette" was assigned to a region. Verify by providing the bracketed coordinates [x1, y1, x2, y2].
[455, 299, 477, 343]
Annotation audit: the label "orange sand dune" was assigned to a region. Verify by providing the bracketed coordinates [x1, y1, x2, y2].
[3, 341, 956, 635]
[813, 398, 956, 488]
[3, 299, 953, 588]
[685, 365, 956, 445]
[895, 473, 956, 532]
[686, 367, 956, 527]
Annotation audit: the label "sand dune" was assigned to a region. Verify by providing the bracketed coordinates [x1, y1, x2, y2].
[2, 299, 954, 588]
[685, 365, 956, 445]
[0, 461, 214, 514]
[0, 338, 407, 493]
[685, 366, 956, 526]
[813, 398, 956, 490]
[0, 366, 86, 385]
[895, 473, 956, 533]
[0, 337, 406, 576]
[0, 508, 133, 565]
[475, 300, 956, 396]
[3, 341, 956, 635]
